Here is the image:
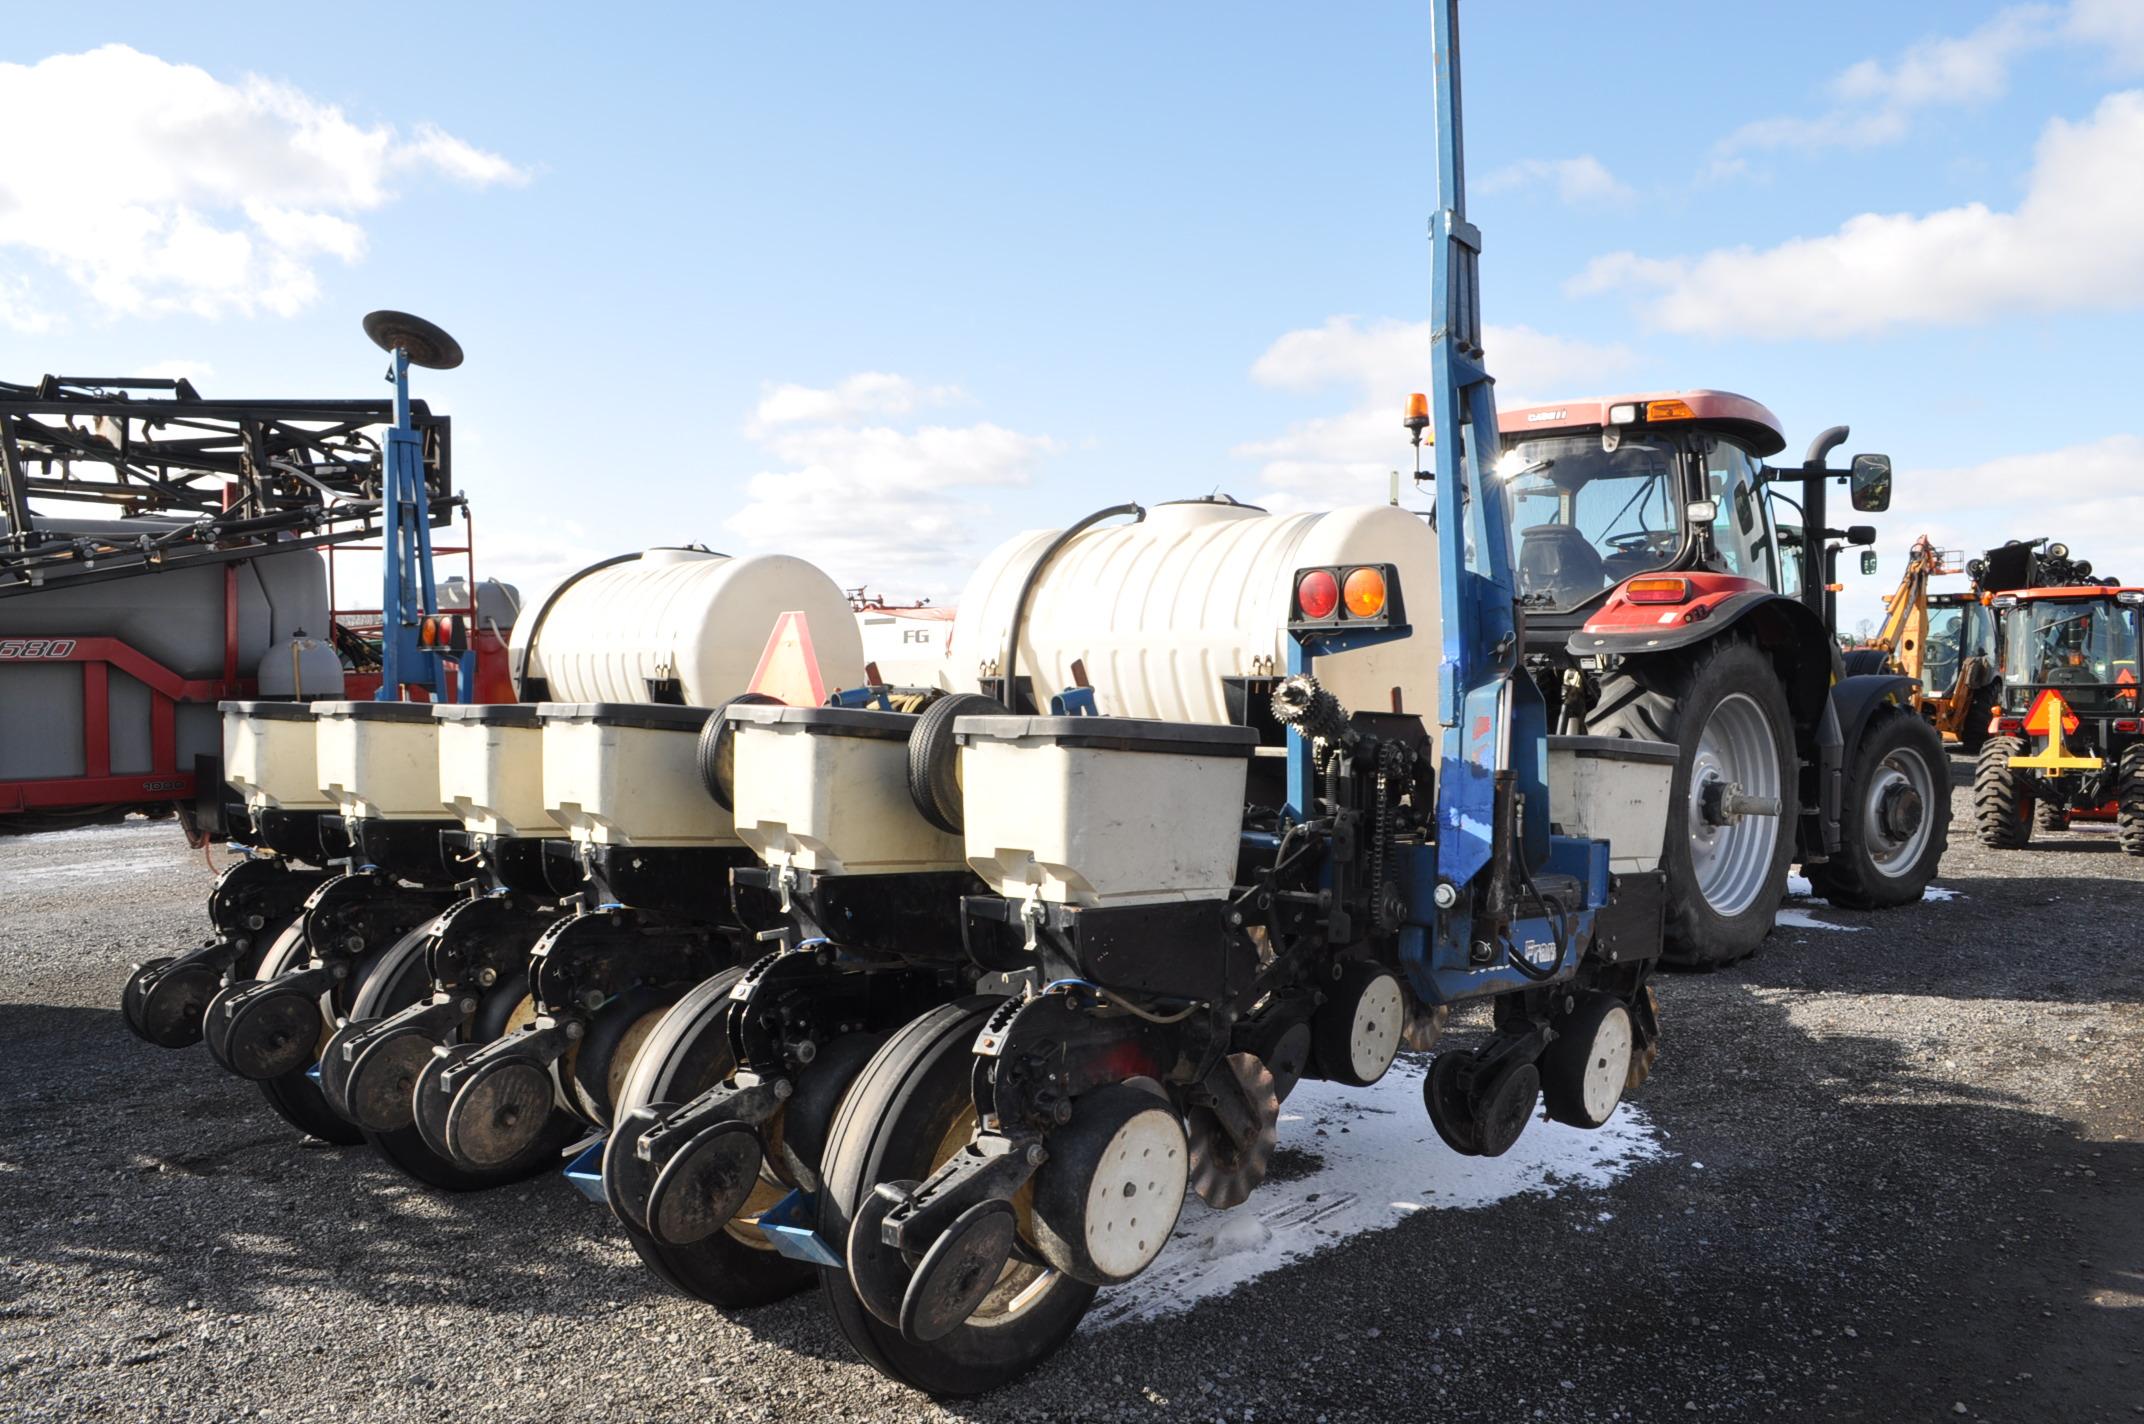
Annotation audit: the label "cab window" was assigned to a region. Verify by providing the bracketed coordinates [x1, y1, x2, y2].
[1702, 437, 1773, 584]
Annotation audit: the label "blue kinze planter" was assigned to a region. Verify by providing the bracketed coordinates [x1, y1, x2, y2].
[588, 0, 1679, 1394]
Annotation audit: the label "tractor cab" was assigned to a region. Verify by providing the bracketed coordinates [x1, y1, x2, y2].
[1495, 391, 1889, 648]
[1977, 585, 2143, 853]
[1496, 392, 1791, 627]
[1924, 591, 1997, 705]
[1991, 587, 2143, 729]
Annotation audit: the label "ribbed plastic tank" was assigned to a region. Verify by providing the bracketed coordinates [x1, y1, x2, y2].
[946, 499, 1440, 729]
[511, 548, 866, 706]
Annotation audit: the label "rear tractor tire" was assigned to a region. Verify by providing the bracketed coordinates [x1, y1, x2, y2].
[1807, 706, 1949, 910]
[1972, 737, 2035, 850]
[2118, 745, 2144, 858]
[1590, 638, 1797, 966]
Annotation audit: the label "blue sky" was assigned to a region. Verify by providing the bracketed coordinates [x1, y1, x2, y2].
[3, 1, 2140, 633]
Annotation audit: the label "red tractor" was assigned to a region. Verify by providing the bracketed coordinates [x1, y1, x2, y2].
[1497, 391, 1949, 965]
[1974, 583, 2144, 854]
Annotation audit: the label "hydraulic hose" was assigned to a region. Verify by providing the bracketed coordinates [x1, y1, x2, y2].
[1000, 502, 1143, 713]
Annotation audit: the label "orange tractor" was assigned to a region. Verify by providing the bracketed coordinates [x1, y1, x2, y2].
[1973, 582, 2143, 854]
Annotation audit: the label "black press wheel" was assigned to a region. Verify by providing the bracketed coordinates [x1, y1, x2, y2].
[818, 997, 1097, 1396]
[248, 925, 363, 1146]
[1805, 706, 1950, 910]
[1540, 993, 1635, 1130]
[906, 694, 1007, 835]
[1591, 637, 1797, 965]
[602, 967, 814, 1309]
[354, 933, 577, 1193]
[1972, 736, 2035, 849]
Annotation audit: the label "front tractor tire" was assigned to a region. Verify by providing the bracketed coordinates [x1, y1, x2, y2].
[1972, 737, 2036, 850]
[2118, 745, 2144, 858]
[1807, 707, 1949, 910]
[1591, 638, 1797, 967]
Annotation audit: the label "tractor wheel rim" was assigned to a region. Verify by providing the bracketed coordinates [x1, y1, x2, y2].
[1864, 748, 1936, 877]
[1687, 691, 1782, 919]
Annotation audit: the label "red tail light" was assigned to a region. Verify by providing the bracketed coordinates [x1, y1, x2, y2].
[1296, 569, 1340, 621]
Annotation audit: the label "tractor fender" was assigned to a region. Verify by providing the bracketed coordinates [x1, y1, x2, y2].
[1577, 590, 1842, 860]
[1571, 589, 1835, 734]
[1830, 674, 1919, 762]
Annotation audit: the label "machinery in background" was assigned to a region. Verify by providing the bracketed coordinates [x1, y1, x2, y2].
[1854, 537, 2000, 752]
[850, 588, 955, 689]
[1852, 536, 2117, 759]
[0, 311, 487, 831]
[1974, 581, 2142, 854]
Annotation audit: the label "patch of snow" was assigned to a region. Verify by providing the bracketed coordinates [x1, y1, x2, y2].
[1087, 1059, 1663, 1327]
[1921, 885, 1958, 902]
[1775, 907, 1866, 933]
[10, 817, 171, 845]
[1784, 873, 1815, 899]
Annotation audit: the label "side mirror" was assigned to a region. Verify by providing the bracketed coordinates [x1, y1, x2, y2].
[1860, 550, 1879, 576]
[1849, 453, 1892, 512]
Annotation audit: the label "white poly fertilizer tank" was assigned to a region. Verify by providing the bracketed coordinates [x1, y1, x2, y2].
[509, 547, 866, 706]
[948, 498, 1439, 731]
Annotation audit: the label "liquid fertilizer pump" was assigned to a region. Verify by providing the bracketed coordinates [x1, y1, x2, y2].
[362, 310, 469, 703]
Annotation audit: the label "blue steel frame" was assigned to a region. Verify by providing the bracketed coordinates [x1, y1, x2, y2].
[1281, 0, 1595, 1006]
[375, 348, 461, 701]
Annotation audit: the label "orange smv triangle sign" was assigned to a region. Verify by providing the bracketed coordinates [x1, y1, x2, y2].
[746, 610, 830, 707]
[2022, 687, 2080, 738]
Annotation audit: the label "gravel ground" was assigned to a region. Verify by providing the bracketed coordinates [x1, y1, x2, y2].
[2, 766, 2140, 1424]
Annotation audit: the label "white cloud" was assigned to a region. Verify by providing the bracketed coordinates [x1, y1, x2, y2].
[747, 372, 966, 433]
[0, 45, 526, 323]
[2069, 0, 2144, 71]
[1575, 89, 2144, 339]
[139, 359, 214, 385]
[724, 379, 1056, 592]
[1716, 2, 2144, 161]
[0, 274, 57, 334]
[1479, 155, 1632, 207]
[1718, 5, 2062, 156]
[1235, 316, 1637, 507]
